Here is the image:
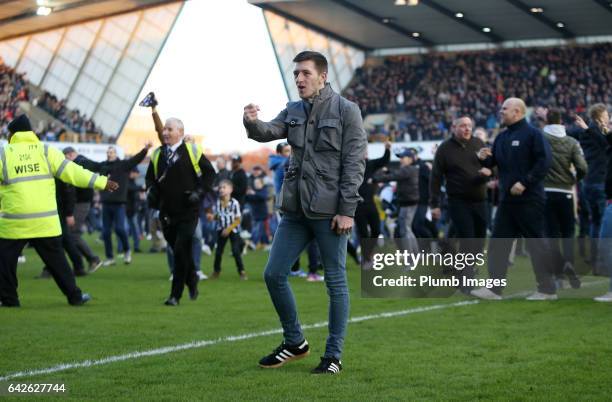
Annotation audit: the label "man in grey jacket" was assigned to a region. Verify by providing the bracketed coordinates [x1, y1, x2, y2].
[542, 109, 587, 288]
[243, 51, 366, 374]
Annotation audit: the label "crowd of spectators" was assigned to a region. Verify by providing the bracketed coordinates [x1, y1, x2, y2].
[0, 62, 29, 140]
[0, 59, 105, 142]
[35, 91, 105, 141]
[343, 43, 612, 142]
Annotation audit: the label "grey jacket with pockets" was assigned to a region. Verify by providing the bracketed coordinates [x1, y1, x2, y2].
[244, 84, 367, 218]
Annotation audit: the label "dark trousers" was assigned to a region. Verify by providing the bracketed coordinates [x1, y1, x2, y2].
[102, 203, 130, 259]
[412, 203, 437, 238]
[0, 236, 83, 306]
[576, 182, 590, 257]
[42, 218, 85, 273]
[162, 217, 198, 300]
[355, 202, 381, 263]
[72, 202, 98, 263]
[487, 201, 555, 295]
[447, 200, 488, 290]
[290, 241, 321, 274]
[584, 183, 606, 268]
[61, 217, 84, 273]
[545, 191, 576, 273]
[214, 230, 245, 273]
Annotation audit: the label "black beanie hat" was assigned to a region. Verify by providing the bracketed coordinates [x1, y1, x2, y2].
[7, 114, 32, 134]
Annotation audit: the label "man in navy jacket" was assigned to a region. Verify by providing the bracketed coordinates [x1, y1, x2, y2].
[472, 98, 556, 300]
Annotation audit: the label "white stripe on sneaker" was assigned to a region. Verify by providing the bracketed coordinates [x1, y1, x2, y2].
[278, 352, 289, 359]
[298, 340, 308, 349]
[329, 365, 338, 373]
[275, 354, 285, 361]
[329, 363, 339, 372]
[283, 350, 294, 357]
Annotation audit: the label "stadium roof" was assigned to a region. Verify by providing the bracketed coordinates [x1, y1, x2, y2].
[0, 0, 182, 41]
[249, 0, 612, 51]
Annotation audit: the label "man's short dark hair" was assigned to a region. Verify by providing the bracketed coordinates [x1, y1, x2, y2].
[547, 108, 562, 124]
[293, 51, 328, 74]
[276, 142, 289, 154]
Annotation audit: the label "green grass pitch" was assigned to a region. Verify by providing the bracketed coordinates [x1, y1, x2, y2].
[2, 236, 612, 401]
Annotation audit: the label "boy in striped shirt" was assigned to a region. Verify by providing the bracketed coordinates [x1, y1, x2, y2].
[208, 180, 247, 280]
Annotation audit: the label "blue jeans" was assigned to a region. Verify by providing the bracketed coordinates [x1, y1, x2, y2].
[396, 205, 418, 253]
[251, 219, 269, 245]
[264, 213, 349, 360]
[102, 203, 130, 259]
[127, 214, 140, 250]
[584, 183, 606, 264]
[599, 203, 612, 291]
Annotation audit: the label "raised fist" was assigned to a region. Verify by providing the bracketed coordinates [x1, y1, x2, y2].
[243, 103, 260, 123]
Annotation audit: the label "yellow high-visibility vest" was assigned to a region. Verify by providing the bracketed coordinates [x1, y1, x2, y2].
[0, 131, 108, 239]
[151, 142, 203, 178]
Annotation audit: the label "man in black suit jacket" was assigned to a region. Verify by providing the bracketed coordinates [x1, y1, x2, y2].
[145, 117, 215, 306]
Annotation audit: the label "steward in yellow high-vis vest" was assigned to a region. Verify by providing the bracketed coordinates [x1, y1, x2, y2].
[0, 115, 118, 307]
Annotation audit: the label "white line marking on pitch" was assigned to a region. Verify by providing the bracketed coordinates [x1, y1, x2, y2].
[0, 300, 478, 381]
[1, 279, 606, 381]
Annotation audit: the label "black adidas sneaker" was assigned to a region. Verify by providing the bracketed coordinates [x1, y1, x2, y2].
[258, 340, 310, 368]
[311, 357, 342, 374]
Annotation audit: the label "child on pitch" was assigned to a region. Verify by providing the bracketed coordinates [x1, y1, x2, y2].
[208, 180, 247, 280]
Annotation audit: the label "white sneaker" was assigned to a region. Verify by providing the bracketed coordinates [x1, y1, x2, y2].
[594, 292, 612, 302]
[103, 259, 116, 267]
[17, 255, 26, 264]
[306, 273, 324, 282]
[196, 271, 208, 280]
[123, 251, 132, 265]
[470, 287, 503, 300]
[526, 292, 558, 301]
[201, 244, 212, 255]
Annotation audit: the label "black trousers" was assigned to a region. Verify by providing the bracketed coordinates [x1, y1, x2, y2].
[545, 191, 576, 274]
[214, 230, 244, 273]
[161, 216, 198, 300]
[354, 202, 381, 263]
[0, 236, 83, 306]
[487, 202, 555, 295]
[447, 199, 488, 291]
[43, 217, 84, 273]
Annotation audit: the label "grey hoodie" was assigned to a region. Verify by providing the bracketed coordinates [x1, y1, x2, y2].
[543, 124, 588, 192]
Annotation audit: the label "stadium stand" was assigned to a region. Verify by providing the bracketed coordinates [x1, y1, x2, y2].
[1, 59, 106, 143]
[0, 61, 29, 140]
[343, 43, 612, 142]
